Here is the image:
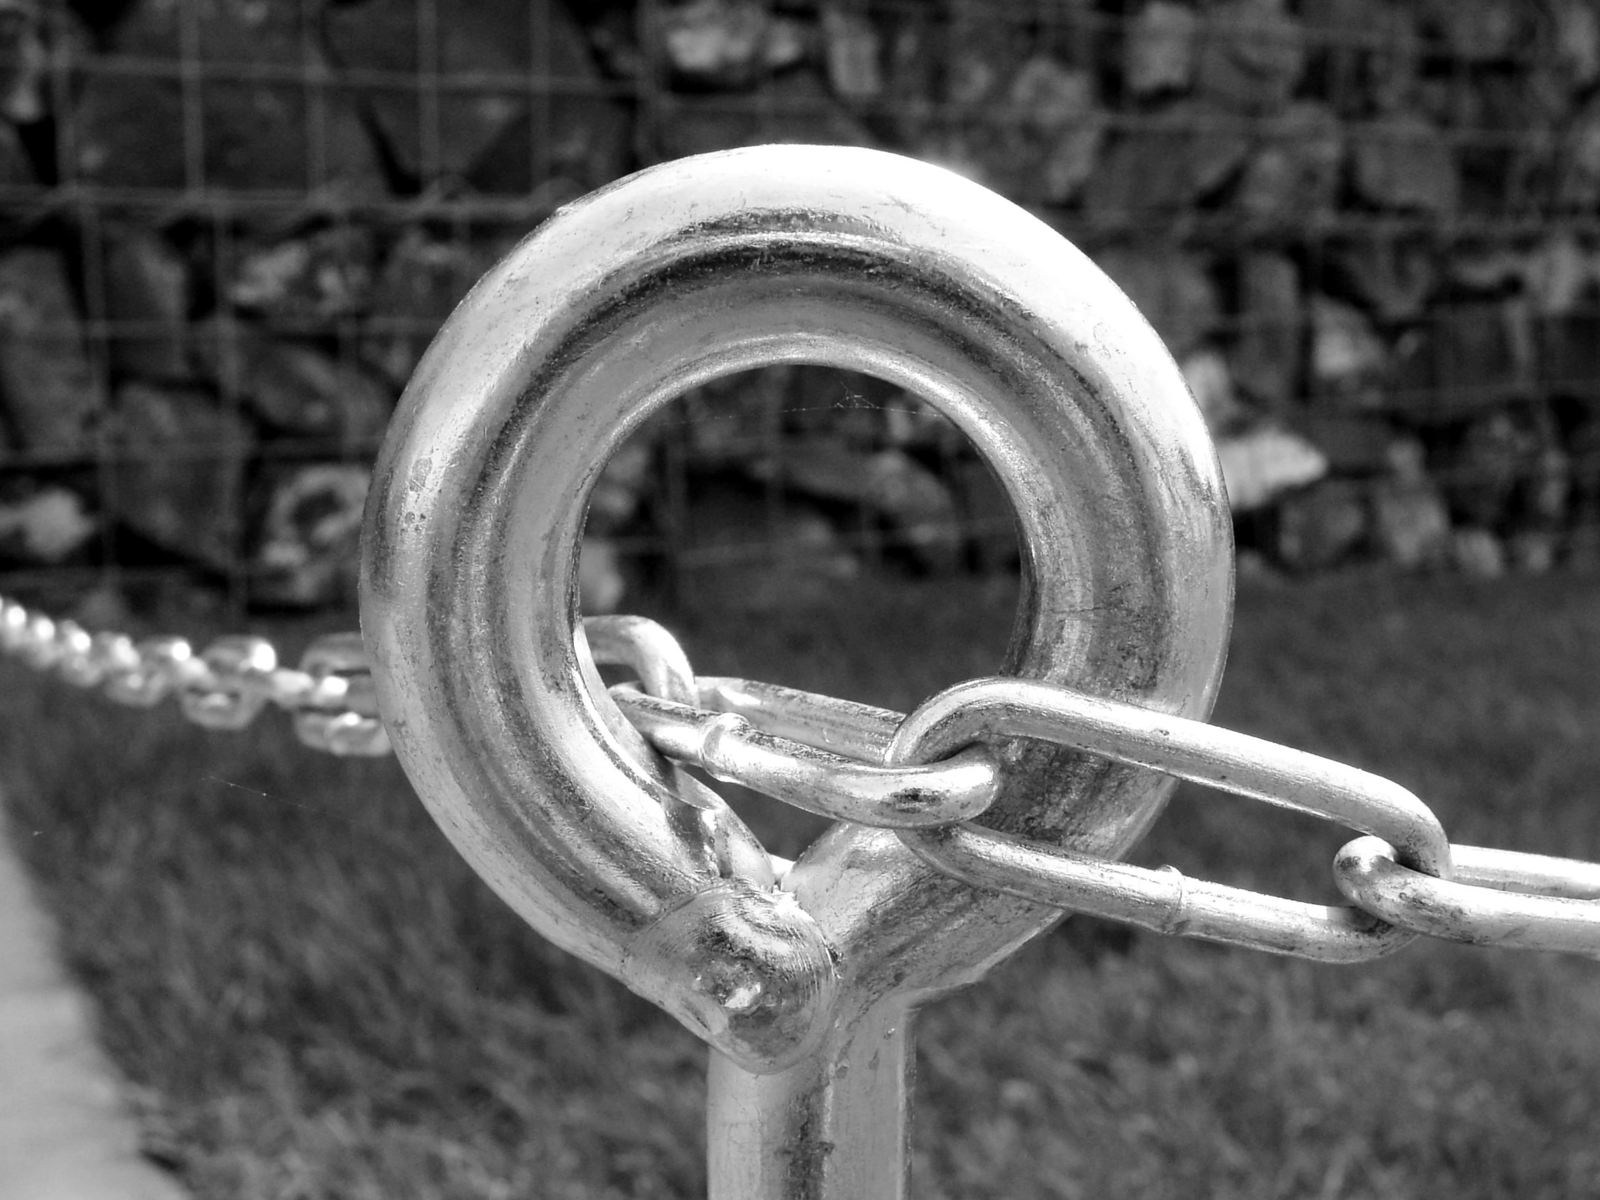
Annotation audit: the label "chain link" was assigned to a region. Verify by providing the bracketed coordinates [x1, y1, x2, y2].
[3, 592, 1597, 959]
[0, 594, 386, 756]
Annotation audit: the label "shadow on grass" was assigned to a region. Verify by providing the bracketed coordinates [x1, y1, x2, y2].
[3, 568, 1599, 1198]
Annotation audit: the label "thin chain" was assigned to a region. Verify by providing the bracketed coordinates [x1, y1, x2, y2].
[4, 593, 1598, 959]
[0, 594, 387, 756]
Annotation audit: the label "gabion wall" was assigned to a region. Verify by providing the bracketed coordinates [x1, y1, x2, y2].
[1, 0, 1598, 617]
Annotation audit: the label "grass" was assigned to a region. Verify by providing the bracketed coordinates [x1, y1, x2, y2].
[3, 567, 1600, 1198]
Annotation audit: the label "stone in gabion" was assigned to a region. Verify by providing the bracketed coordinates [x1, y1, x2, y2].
[0, 247, 104, 456]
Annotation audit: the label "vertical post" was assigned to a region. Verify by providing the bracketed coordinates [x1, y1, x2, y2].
[706, 1002, 913, 1200]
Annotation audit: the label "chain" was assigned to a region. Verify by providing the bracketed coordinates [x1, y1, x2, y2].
[5, 593, 1598, 960]
[0, 594, 388, 757]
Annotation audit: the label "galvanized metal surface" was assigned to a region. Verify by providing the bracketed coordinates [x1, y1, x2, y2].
[1335, 837, 1600, 958]
[888, 676, 1450, 962]
[357, 144, 1234, 1197]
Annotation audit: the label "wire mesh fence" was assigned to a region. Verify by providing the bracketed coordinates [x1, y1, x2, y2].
[0, 0, 1598, 619]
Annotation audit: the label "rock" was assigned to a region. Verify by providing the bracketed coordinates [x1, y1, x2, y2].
[1231, 253, 1301, 409]
[461, 89, 630, 198]
[1444, 411, 1525, 529]
[1370, 477, 1450, 568]
[680, 479, 859, 614]
[1568, 425, 1600, 563]
[324, 0, 624, 193]
[947, 456, 1018, 573]
[1297, 413, 1399, 475]
[1093, 245, 1220, 357]
[874, 8, 939, 147]
[1549, 0, 1600, 92]
[942, 5, 1031, 108]
[1216, 424, 1328, 513]
[0, 0, 46, 123]
[659, 0, 807, 88]
[821, 6, 881, 100]
[1303, 0, 1419, 114]
[1507, 530, 1559, 573]
[74, 0, 381, 193]
[931, 55, 1106, 204]
[583, 4, 645, 79]
[1385, 434, 1430, 481]
[1181, 346, 1242, 431]
[1422, 0, 1530, 64]
[228, 227, 377, 327]
[1327, 233, 1438, 323]
[656, 69, 871, 159]
[589, 438, 656, 536]
[0, 246, 103, 455]
[1524, 233, 1592, 316]
[1349, 114, 1459, 214]
[1124, 1, 1198, 97]
[1273, 479, 1367, 572]
[1019, 59, 1108, 205]
[0, 483, 97, 563]
[1455, 74, 1564, 213]
[1309, 295, 1387, 404]
[1521, 439, 1572, 530]
[361, 229, 496, 386]
[1083, 100, 1251, 223]
[861, 448, 962, 572]
[1543, 305, 1600, 398]
[0, 120, 33, 187]
[195, 323, 393, 445]
[1451, 527, 1506, 577]
[1449, 242, 1527, 293]
[249, 463, 368, 608]
[1556, 96, 1600, 211]
[1389, 303, 1531, 424]
[579, 537, 626, 614]
[1195, 0, 1305, 114]
[1435, 405, 1556, 529]
[752, 437, 961, 573]
[1570, 525, 1600, 571]
[1234, 547, 1280, 583]
[1232, 101, 1344, 230]
[1011, 56, 1094, 134]
[677, 366, 789, 466]
[102, 227, 192, 382]
[103, 383, 253, 570]
[879, 387, 968, 457]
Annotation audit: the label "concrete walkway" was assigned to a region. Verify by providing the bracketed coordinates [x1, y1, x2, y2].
[0, 800, 190, 1200]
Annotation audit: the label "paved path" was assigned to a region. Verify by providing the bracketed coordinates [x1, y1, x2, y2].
[0, 799, 190, 1200]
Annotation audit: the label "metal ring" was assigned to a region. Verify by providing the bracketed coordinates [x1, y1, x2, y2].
[360, 145, 1233, 1073]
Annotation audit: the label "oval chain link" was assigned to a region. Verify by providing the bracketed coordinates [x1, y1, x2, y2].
[886, 677, 1452, 962]
[2, 592, 1596, 958]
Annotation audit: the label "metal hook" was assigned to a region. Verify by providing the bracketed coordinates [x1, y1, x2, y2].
[360, 144, 1234, 1197]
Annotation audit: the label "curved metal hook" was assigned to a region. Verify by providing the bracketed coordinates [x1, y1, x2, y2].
[359, 145, 1234, 1079]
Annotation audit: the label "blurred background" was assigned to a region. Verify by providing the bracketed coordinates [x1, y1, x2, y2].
[4, 4, 1600, 1198]
[0, 0, 1598, 615]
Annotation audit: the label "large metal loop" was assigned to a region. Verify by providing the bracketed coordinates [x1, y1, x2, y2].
[359, 145, 1233, 1081]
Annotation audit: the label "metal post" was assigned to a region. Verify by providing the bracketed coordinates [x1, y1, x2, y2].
[361, 144, 1233, 1194]
[707, 1002, 912, 1200]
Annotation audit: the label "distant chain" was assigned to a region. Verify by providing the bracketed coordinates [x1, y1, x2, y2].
[4, 594, 1598, 959]
[0, 594, 388, 757]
